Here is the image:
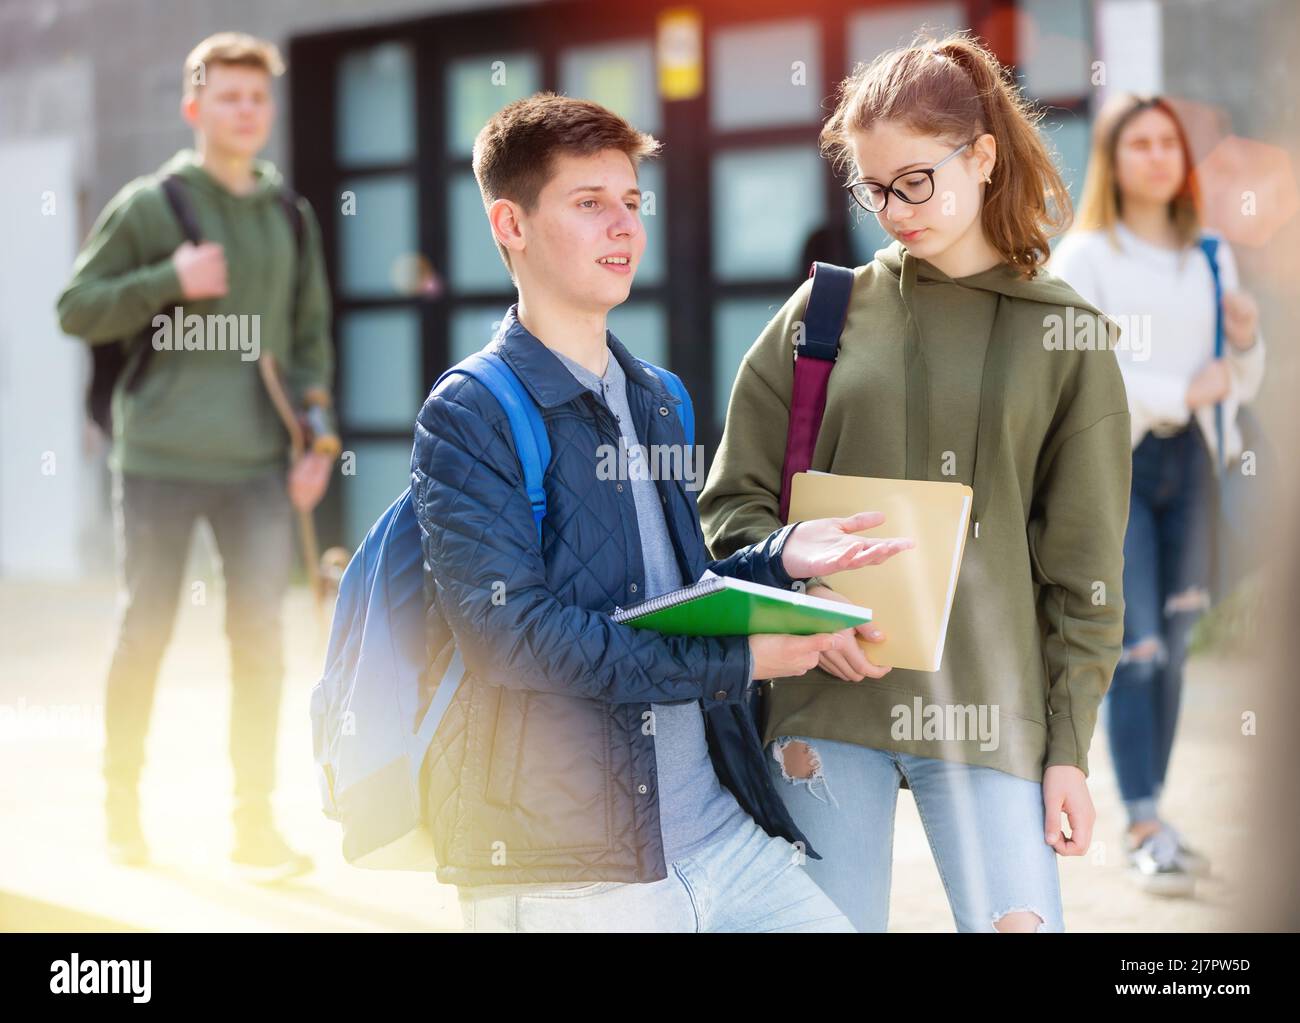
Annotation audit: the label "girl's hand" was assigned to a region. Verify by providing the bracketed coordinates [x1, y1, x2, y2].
[1223, 289, 1259, 350]
[1043, 764, 1094, 856]
[781, 510, 915, 580]
[805, 584, 891, 680]
[1185, 358, 1231, 410]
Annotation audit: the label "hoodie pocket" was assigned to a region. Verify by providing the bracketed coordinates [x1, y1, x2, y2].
[120, 351, 283, 466]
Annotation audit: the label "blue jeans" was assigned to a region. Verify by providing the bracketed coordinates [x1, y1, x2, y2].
[1104, 425, 1213, 828]
[765, 735, 1064, 932]
[457, 810, 855, 932]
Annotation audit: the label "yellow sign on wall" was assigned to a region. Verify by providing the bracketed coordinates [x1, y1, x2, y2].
[657, 7, 703, 101]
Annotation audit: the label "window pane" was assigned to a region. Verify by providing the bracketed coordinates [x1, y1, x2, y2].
[560, 40, 660, 134]
[342, 441, 415, 548]
[608, 302, 667, 366]
[449, 171, 512, 293]
[711, 19, 821, 130]
[338, 175, 419, 298]
[449, 305, 507, 368]
[340, 308, 424, 431]
[634, 161, 665, 287]
[847, 3, 964, 65]
[336, 43, 415, 166]
[713, 296, 786, 427]
[1017, 0, 1091, 98]
[712, 146, 825, 282]
[446, 53, 541, 157]
[1096, 0, 1162, 96]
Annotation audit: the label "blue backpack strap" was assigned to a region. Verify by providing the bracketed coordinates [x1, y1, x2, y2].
[1198, 235, 1224, 358]
[801, 261, 855, 361]
[418, 647, 466, 748]
[646, 365, 695, 447]
[1198, 235, 1226, 469]
[432, 351, 551, 544]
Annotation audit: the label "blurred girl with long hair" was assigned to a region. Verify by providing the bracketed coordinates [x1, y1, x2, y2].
[1051, 94, 1265, 895]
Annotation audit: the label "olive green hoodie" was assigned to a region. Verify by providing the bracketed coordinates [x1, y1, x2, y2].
[699, 240, 1132, 781]
[57, 148, 335, 482]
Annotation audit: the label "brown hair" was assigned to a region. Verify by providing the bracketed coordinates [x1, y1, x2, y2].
[820, 30, 1071, 278]
[183, 32, 285, 99]
[1073, 93, 1201, 247]
[472, 92, 662, 277]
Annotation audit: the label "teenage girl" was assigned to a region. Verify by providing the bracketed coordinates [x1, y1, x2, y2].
[1051, 94, 1265, 895]
[700, 32, 1133, 932]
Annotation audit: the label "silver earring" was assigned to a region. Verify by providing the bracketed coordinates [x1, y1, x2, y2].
[983, 171, 992, 184]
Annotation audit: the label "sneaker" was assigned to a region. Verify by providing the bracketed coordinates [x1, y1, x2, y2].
[1159, 822, 1212, 878]
[105, 787, 148, 867]
[1127, 827, 1195, 896]
[231, 824, 314, 883]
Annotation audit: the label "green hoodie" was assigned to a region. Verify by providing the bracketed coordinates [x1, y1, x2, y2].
[57, 148, 335, 482]
[699, 240, 1132, 781]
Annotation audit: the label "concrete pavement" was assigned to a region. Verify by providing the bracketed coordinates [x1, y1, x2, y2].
[0, 574, 1252, 932]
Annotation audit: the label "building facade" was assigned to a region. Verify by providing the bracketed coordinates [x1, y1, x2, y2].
[1, 0, 1288, 575]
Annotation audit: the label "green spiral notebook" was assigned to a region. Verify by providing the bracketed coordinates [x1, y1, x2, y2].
[611, 571, 872, 636]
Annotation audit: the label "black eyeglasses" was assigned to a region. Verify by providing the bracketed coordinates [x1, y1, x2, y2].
[845, 139, 978, 213]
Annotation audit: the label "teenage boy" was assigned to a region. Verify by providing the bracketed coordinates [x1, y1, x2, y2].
[412, 93, 907, 932]
[57, 32, 339, 880]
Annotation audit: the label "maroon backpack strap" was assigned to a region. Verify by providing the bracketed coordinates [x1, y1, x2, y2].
[778, 262, 855, 521]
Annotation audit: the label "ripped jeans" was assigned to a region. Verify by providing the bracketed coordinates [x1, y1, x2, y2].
[1104, 425, 1213, 829]
[766, 736, 1064, 932]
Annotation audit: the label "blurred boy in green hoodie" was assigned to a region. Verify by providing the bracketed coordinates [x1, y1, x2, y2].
[56, 31, 339, 880]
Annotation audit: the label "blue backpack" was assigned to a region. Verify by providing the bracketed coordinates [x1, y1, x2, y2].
[310, 348, 694, 870]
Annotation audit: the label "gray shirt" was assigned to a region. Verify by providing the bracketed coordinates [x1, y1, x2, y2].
[551, 345, 748, 865]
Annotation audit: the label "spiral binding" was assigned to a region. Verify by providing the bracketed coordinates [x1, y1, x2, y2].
[610, 574, 726, 623]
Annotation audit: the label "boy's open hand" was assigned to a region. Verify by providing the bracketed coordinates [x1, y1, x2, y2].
[780, 510, 914, 580]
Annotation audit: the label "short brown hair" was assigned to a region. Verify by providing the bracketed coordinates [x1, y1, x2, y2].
[472, 92, 662, 277]
[183, 32, 285, 99]
[821, 30, 1071, 279]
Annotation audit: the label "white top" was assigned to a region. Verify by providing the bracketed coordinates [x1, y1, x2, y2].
[1049, 222, 1265, 468]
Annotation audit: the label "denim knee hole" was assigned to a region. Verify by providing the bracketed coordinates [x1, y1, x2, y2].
[770, 738, 839, 808]
[992, 906, 1046, 933]
[1117, 635, 1165, 669]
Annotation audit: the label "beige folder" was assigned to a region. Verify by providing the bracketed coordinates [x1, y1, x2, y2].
[788, 471, 972, 672]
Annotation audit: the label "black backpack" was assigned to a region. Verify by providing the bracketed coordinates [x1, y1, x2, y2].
[85, 174, 305, 434]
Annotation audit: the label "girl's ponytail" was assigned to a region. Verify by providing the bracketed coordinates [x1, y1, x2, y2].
[821, 30, 1072, 278]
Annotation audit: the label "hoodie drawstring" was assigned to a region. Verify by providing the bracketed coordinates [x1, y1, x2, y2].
[898, 251, 930, 485]
[896, 248, 1014, 539]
